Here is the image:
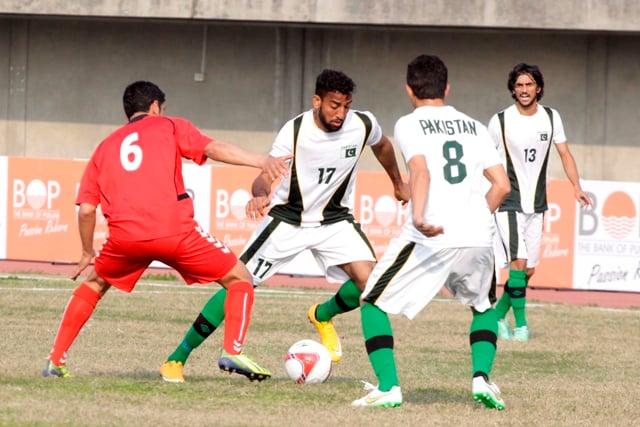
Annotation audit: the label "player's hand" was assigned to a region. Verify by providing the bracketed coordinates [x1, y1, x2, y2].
[262, 155, 292, 182]
[394, 181, 411, 206]
[413, 217, 444, 238]
[246, 196, 271, 221]
[576, 190, 592, 208]
[71, 250, 95, 281]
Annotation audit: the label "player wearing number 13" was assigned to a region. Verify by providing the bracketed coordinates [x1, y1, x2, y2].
[487, 63, 592, 342]
[42, 81, 290, 380]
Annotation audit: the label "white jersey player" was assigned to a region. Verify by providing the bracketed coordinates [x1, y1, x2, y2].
[266, 107, 381, 227]
[241, 107, 382, 280]
[238, 69, 409, 363]
[353, 54, 510, 410]
[488, 103, 566, 215]
[158, 70, 409, 382]
[487, 63, 592, 343]
[396, 106, 501, 251]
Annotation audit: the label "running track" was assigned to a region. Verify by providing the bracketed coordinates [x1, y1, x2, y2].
[1, 259, 639, 310]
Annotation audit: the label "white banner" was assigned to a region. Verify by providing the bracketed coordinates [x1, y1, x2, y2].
[573, 179, 640, 292]
[150, 163, 212, 269]
[182, 163, 212, 231]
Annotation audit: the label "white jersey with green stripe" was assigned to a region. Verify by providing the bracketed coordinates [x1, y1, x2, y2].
[487, 103, 566, 213]
[268, 109, 382, 227]
[395, 105, 501, 248]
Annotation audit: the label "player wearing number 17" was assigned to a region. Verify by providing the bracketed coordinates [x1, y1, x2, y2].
[42, 81, 291, 381]
[159, 69, 409, 383]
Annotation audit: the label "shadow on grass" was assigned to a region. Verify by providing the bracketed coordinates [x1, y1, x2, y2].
[87, 369, 301, 384]
[404, 386, 470, 405]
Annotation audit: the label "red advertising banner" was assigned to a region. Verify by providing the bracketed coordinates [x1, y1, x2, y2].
[526, 180, 576, 289]
[6, 157, 110, 263]
[2, 157, 638, 292]
[354, 170, 407, 259]
[7, 157, 80, 262]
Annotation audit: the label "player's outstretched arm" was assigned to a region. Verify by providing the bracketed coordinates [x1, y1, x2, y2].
[371, 135, 410, 204]
[204, 140, 291, 182]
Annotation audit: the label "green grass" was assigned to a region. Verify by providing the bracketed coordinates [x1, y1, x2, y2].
[1, 276, 639, 426]
[140, 272, 180, 281]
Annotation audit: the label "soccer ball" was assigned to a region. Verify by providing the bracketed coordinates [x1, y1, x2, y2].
[284, 339, 332, 384]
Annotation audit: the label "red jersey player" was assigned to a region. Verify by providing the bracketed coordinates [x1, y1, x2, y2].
[42, 80, 290, 381]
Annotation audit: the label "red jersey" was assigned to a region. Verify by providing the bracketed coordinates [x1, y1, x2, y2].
[77, 115, 212, 241]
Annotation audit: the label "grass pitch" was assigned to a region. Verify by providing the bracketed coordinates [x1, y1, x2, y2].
[1, 274, 639, 426]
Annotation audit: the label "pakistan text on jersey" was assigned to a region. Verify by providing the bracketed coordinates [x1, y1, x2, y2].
[419, 119, 477, 136]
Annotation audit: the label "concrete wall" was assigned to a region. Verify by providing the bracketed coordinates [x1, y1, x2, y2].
[1, 0, 640, 31]
[0, 15, 639, 181]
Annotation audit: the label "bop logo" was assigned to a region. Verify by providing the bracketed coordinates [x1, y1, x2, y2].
[601, 192, 636, 239]
[216, 189, 251, 220]
[13, 179, 61, 210]
[543, 203, 561, 233]
[359, 194, 406, 227]
[579, 190, 637, 240]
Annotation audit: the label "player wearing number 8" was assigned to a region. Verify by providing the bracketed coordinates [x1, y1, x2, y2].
[353, 54, 510, 408]
[42, 81, 291, 381]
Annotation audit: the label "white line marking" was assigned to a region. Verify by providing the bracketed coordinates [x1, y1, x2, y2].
[1, 273, 639, 314]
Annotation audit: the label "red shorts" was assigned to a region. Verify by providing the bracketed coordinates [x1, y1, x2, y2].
[94, 224, 237, 293]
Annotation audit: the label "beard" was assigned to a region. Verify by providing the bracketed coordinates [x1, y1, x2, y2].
[318, 109, 343, 132]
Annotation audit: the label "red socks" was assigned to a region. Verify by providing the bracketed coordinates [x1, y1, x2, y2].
[222, 281, 254, 355]
[49, 281, 253, 363]
[48, 283, 101, 366]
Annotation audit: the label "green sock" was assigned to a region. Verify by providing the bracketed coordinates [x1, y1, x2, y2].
[470, 308, 498, 378]
[494, 281, 511, 319]
[360, 303, 398, 391]
[508, 270, 528, 328]
[316, 279, 361, 322]
[167, 288, 227, 364]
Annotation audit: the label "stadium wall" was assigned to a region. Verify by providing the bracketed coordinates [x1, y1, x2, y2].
[0, 15, 639, 182]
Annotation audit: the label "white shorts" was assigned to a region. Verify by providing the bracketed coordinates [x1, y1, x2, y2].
[239, 216, 376, 286]
[361, 238, 494, 320]
[494, 211, 543, 269]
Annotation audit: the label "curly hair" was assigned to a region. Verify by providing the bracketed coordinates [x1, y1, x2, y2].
[314, 69, 356, 98]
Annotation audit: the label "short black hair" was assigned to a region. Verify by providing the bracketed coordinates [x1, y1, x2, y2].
[314, 69, 356, 98]
[123, 81, 166, 119]
[406, 54, 448, 100]
[508, 63, 545, 101]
